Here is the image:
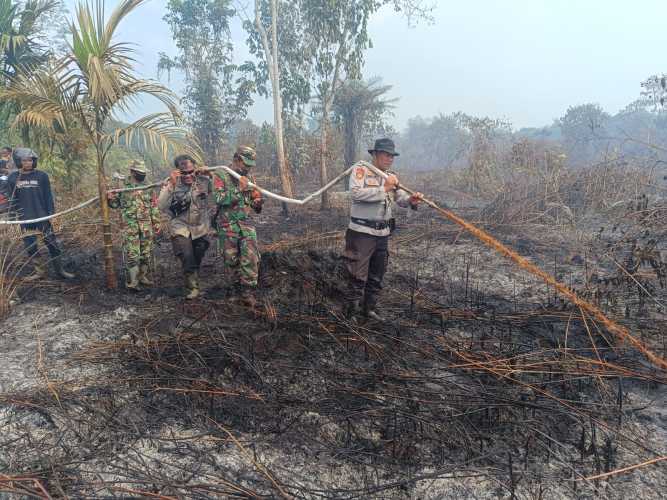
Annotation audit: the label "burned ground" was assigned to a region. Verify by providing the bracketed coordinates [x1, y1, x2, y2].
[1, 191, 666, 499]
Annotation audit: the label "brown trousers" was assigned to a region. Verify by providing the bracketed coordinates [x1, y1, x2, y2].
[343, 229, 389, 308]
[171, 235, 210, 273]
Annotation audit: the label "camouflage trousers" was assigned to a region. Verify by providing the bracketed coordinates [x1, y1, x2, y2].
[124, 222, 154, 268]
[218, 221, 260, 287]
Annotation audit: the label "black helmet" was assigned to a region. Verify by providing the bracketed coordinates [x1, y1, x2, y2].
[13, 147, 39, 169]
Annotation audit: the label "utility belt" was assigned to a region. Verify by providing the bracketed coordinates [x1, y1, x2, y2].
[351, 217, 395, 232]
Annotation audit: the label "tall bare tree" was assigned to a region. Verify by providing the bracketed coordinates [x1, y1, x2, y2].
[243, 0, 312, 212]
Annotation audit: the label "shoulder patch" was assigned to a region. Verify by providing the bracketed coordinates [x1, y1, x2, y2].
[355, 167, 365, 180]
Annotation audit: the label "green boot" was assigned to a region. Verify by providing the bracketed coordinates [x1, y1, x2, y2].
[126, 266, 140, 291]
[52, 255, 76, 280]
[185, 272, 199, 299]
[138, 264, 153, 286]
[239, 285, 257, 308]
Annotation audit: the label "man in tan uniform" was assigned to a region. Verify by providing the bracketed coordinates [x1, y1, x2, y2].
[343, 138, 422, 321]
[158, 154, 212, 299]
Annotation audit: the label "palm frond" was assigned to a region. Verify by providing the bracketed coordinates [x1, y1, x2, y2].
[105, 112, 195, 162]
[68, 0, 149, 107]
[19, 1, 59, 35]
[103, 0, 147, 49]
[116, 78, 181, 116]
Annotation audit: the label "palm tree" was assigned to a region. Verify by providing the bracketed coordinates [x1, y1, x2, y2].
[332, 77, 397, 170]
[0, 0, 58, 79]
[1, 0, 193, 288]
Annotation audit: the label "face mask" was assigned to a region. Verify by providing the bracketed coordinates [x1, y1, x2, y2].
[133, 173, 146, 182]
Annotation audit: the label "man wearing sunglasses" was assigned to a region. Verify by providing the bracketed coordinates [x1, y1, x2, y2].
[158, 154, 213, 299]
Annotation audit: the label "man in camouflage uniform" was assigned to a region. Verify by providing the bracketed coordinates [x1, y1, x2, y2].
[108, 160, 160, 290]
[213, 146, 263, 306]
[343, 138, 422, 322]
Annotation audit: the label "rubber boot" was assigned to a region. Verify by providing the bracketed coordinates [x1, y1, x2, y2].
[138, 264, 153, 286]
[363, 295, 385, 322]
[344, 299, 361, 323]
[52, 255, 76, 280]
[185, 272, 199, 299]
[239, 286, 257, 308]
[126, 266, 140, 291]
[24, 261, 47, 281]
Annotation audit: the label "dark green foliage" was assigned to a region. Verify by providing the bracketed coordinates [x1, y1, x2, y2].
[160, 0, 254, 163]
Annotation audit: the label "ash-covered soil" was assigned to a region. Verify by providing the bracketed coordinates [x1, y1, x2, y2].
[1, 203, 666, 499]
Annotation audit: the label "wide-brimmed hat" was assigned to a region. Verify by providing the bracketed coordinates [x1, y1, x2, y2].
[129, 160, 147, 174]
[368, 138, 399, 157]
[235, 146, 256, 167]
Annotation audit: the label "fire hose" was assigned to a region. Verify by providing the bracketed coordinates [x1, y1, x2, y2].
[1, 163, 665, 370]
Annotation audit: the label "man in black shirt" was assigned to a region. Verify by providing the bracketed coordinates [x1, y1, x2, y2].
[0, 159, 9, 213]
[7, 148, 75, 279]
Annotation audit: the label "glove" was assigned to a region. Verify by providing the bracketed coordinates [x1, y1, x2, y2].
[238, 176, 251, 192]
[384, 174, 399, 192]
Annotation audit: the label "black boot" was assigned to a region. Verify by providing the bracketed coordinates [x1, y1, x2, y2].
[52, 256, 76, 280]
[363, 295, 385, 322]
[344, 299, 361, 322]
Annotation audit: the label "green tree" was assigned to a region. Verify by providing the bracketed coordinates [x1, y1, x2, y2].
[159, 0, 253, 164]
[332, 77, 396, 170]
[0, 0, 65, 141]
[1, 0, 189, 288]
[299, 0, 433, 209]
[557, 103, 609, 163]
[399, 114, 471, 170]
[0, 0, 58, 79]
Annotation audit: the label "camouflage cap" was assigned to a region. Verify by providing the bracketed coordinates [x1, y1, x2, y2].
[129, 159, 147, 174]
[235, 146, 256, 167]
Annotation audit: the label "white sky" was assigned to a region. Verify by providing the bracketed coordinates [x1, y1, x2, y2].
[64, 0, 665, 130]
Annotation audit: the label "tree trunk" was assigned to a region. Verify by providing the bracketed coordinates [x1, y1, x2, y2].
[258, 0, 293, 215]
[319, 104, 330, 210]
[270, 0, 292, 214]
[344, 122, 356, 170]
[97, 148, 116, 289]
